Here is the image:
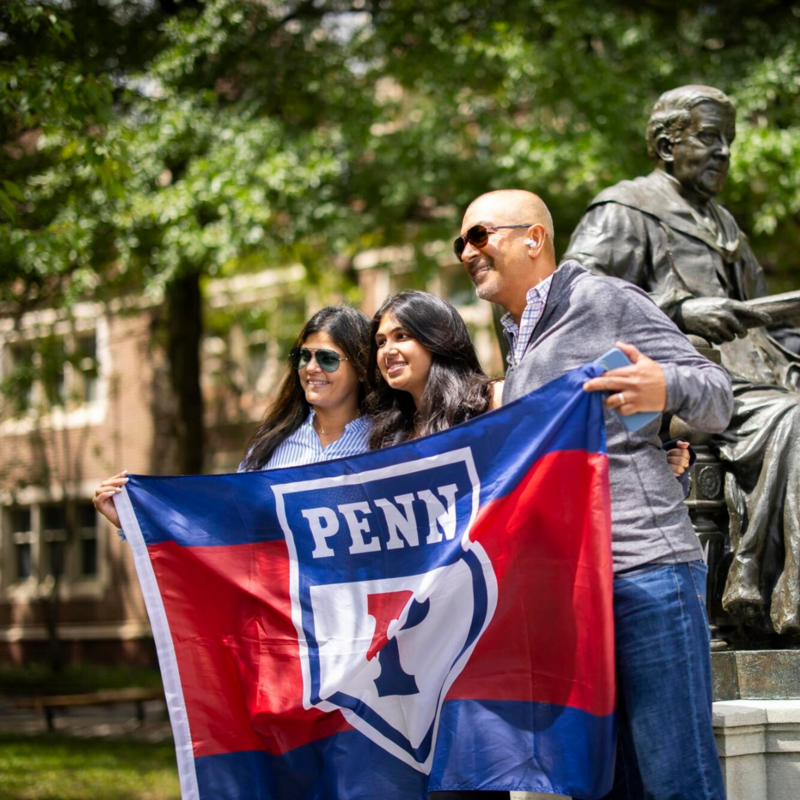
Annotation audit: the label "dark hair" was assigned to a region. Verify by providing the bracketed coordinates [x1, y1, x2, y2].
[366, 291, 495, 449]
[241, 305, 371, 471]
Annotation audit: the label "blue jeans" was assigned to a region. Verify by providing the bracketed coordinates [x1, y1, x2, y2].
[601, 561, 726, 800]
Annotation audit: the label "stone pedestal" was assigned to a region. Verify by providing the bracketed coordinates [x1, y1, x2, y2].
[713, 700, 800, 800]
[712, 650, 800, 701]
[511, 794, 569, 799]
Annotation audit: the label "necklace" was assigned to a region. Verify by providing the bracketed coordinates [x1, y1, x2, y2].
[315, 419, 343, 437]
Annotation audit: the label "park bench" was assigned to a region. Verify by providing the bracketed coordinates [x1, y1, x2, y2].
[13, 687, 164, 732]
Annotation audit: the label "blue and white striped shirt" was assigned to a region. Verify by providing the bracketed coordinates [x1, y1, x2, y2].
[239, 409, 372, 472]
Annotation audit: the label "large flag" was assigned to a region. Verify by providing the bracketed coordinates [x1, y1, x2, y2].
[117, 364, 616, 800]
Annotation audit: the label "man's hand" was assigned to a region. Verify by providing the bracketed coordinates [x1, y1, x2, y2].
[677, 297, 772, 344]
[582, 342, 667, 414]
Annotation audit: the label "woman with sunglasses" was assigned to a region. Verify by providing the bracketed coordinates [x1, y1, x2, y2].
[239, 305, 371, 471]
[92, 305, 372, 527]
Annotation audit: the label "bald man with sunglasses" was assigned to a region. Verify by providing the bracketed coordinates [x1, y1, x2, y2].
[450, 190, 733, 800]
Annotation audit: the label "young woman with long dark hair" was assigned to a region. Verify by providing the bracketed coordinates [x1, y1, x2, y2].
[92, 305, 372, 525]
[367, 290, 510, 800]
[368, 291, 503, 449]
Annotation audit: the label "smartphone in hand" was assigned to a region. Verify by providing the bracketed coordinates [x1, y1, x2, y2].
[595, 347, 660, 432]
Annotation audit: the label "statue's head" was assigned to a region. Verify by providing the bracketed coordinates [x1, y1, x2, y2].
[646, 85, 736, 200]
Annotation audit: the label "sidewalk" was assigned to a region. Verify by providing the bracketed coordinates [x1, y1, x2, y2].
[0, 698, 172, 743]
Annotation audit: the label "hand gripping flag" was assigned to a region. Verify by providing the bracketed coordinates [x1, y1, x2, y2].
[117, 365, 616, 799]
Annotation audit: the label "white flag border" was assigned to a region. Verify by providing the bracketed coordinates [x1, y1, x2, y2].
[116, 486, 200, 800]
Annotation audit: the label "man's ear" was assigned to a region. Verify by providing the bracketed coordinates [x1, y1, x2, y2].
[655, 135, 674, 163]
[524, 223, 548, 258]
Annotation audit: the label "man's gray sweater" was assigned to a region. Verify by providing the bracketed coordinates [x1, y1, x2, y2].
[502, 261, 734, 573]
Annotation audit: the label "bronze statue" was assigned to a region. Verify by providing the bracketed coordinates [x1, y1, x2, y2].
[564, 85, 800, 635]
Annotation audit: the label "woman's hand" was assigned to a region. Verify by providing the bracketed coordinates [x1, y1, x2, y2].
[489, 379, 505, 411]
[92, 471, 128, 529]
[667, 441, 691, 477]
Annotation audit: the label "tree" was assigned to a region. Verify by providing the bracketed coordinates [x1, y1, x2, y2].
[2, 0, 799, 473]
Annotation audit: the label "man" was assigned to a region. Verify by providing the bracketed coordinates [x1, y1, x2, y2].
[455, 188, 733, 799]
[564, 85, 800, 634]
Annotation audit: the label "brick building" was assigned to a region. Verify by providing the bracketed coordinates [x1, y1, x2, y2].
[0, 259, 500, 666]
[0, 300, 162, 665]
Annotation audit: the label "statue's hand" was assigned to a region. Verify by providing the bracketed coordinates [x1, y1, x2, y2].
[677, 297, 773, 344]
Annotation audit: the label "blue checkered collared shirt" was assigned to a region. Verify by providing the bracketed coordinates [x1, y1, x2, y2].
[500, 273, 554, 367]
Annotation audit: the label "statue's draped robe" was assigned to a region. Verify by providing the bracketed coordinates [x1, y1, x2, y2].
[564, 169, 800, 633]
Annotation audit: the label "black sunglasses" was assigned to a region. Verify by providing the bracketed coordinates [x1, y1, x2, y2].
[453, 224, 532, 260]
[289, 347, 349, 373]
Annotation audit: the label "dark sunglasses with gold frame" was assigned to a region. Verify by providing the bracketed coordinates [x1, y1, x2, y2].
[453, 223, 533, 261]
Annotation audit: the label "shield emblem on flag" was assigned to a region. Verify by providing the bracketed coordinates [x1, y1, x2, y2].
[273, 448, 498, 773]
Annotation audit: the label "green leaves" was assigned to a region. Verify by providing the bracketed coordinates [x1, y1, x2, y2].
[3, 0, 800, 307]
[1, 0, 799, 468]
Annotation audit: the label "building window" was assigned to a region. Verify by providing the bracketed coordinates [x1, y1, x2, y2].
[39, 336, 67, 407]
[4, 500, 101, 588]
[11, 507, 33, 580]
[1, 330, 99, 419]
[75, 335, 98, 405]
[78, 503, 98, 577]
[42, 504, 67, 579]
[4, 343, 35, 415]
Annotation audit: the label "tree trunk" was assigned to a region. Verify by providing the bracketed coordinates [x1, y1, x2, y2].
[40, 576, 62, 674]
[166, 271, 204, 474]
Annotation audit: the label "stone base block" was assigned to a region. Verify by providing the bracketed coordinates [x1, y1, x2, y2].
[712, 650, 800, 701]
[713, 699, 800, 800]
[511, 794, 569, 799]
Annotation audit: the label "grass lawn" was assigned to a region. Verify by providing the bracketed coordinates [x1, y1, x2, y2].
[0, 734, 180, 800]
